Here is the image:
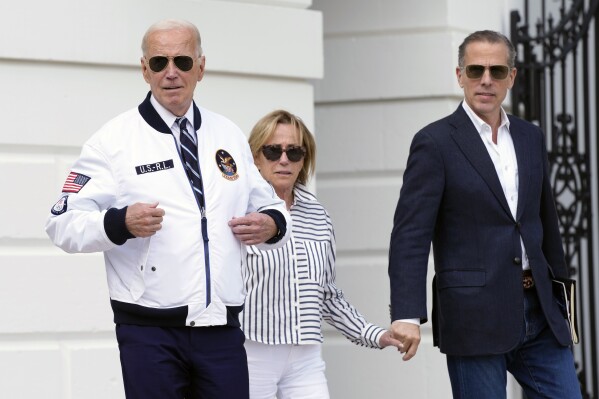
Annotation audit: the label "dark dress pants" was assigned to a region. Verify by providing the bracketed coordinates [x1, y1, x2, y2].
[116, 324, 249, 399]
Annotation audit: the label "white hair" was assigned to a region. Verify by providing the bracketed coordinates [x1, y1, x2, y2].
[141, 19, 203, 57]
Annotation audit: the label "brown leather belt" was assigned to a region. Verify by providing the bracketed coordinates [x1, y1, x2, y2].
[523, 269, 534, 289]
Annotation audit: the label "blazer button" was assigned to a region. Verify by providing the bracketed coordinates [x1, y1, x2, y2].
[513, 257, 522, 265]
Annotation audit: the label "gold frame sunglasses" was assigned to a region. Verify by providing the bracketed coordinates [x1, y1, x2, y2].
[461, 64, 511, 80]
[145, 55, 196, 73]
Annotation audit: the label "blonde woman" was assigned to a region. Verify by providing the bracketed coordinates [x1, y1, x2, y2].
[241, 110, 401, 398]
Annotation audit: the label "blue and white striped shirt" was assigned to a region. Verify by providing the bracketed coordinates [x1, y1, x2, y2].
[241, 184, 385, 348]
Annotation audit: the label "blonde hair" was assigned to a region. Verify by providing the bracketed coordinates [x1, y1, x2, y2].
[248, 110, 316, 185]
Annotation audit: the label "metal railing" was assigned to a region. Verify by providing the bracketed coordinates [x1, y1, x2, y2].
[511, 0, 599, 397]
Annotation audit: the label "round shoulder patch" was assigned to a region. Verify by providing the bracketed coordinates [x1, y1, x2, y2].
[51, 194, 69, 215]
[215, 149, 239, 181]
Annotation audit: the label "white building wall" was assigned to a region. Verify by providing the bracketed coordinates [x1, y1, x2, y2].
[1, 0, 532, 397]
[0, 1, 321, 398]
[312, 0, 521, 398]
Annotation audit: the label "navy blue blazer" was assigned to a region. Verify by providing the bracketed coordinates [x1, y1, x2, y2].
[388, 104, 572, 356]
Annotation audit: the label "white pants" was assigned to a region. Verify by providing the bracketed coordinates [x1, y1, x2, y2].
[245, 340, 330, 399]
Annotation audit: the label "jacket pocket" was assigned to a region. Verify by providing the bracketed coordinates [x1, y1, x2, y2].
[129, 236, 152, 301]
[437, 269, 486, 289]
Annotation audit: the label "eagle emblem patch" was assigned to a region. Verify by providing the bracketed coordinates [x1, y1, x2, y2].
[215, 149, 239, 181]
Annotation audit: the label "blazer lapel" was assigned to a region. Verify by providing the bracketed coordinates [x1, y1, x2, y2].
[509, 117, 531, 221]
[449, 105, 513, 218]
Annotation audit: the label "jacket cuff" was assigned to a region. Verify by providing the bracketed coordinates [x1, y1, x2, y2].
[260, 209, 287, 244]
[104, 206, 135, 245]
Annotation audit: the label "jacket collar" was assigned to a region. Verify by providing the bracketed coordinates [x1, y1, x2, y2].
[508, 116, 532, 220]
[448, 103, 513, 219]
[448, 104, 533, 221]
[137, 91, 202, 134]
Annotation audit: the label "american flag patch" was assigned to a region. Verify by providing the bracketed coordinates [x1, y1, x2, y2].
[62, 172, 91, 193]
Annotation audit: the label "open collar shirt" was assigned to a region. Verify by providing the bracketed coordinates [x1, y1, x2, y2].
[462, 100, 530, 270]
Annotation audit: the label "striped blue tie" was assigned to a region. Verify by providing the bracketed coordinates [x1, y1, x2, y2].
[177, 117, 204, 208]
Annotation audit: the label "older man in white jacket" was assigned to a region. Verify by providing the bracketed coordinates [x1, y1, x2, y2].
[45, 19, 290, 399]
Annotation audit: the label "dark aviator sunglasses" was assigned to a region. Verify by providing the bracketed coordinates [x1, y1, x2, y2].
[146, 55, 196, 73]
[261, 145, 306, 162]
[462, 64, 511, 80]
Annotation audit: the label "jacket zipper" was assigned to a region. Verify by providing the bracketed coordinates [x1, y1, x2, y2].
[173, 133, 211, 307]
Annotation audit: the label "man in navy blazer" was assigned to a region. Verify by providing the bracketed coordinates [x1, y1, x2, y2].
[388, 30, 581, 398]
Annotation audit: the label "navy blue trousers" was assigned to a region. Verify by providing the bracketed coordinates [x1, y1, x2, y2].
[446, 289, 581, 398]
[115, 324, 249, 399]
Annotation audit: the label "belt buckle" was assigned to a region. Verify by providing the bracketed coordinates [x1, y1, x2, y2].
[523, 270, 534, 289]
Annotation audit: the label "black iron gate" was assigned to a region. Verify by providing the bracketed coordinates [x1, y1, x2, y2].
[510, 0, 599, 397]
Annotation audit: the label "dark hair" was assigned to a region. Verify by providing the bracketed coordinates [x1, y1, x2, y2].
[458, 30, 516, 68]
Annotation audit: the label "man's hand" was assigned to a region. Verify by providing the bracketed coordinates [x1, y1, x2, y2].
[391, 320, 421, 361]
[229, 212, 277, 245]
[378, 330, 403, 350]
[125, 202, 165, 237]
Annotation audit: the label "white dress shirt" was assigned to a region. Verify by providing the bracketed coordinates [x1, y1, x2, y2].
[150, 95, 195, 145]
[462, 101, 529, 271]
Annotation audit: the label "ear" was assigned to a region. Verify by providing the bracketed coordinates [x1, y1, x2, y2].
[507, 67, 517, 89]
[141, 57, 151, 84]
[197, 55, 206, 82]
[455, 66, 464, 88]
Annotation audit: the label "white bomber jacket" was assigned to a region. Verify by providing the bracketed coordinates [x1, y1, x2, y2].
[46, 93, 291, 328]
